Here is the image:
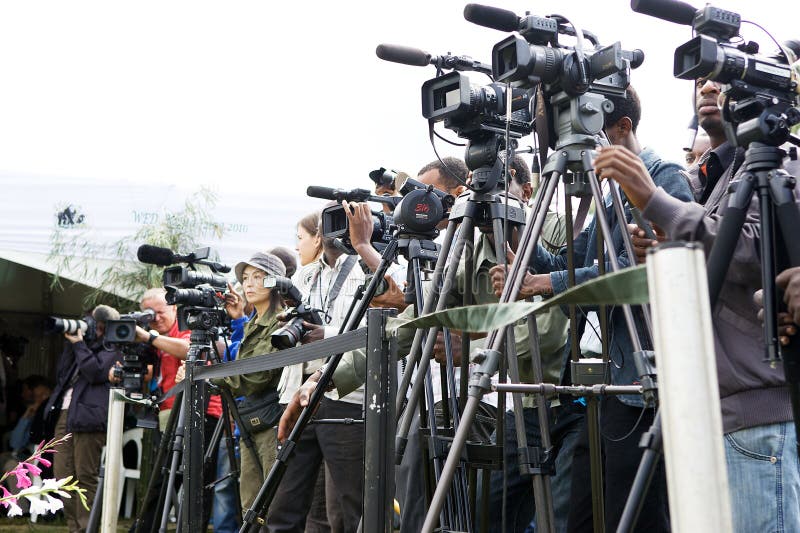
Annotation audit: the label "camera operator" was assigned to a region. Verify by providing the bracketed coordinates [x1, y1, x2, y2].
[491, 86, 694, 532]
[268, 232, 368, 533]
[342, 156, 467, 312]
[600, 72, 800, 531]
[207, 252, 288, 516]
[45, 305, 123, 533]
[282, 156, 575, 533]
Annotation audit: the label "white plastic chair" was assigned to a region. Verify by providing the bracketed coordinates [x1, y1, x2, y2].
[118, 427, 143, 518]
[100, 426, 144, 518]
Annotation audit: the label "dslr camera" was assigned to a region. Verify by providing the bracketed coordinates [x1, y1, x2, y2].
[262, 276, 324, 349]
[45, 315, 97, 343]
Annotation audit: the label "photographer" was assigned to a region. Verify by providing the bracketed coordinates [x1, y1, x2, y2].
[612, 71, 800, 531]
[113, 287, 222, 426]
[268, 235, 367, 533]
[281, 156, 574, 533]
[491, 86, 693, 532]
[45, 305, 123, 533]
[208, 251, 287, 514]
[341, 157, 467, 312]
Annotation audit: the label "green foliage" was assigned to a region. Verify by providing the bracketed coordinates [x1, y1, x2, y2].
[48, 187, 224, 311]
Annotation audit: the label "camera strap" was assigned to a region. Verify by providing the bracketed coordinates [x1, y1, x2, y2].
[310, 255, 358, 322]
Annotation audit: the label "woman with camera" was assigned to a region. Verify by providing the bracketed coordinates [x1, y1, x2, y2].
[214, 251, 288, 515]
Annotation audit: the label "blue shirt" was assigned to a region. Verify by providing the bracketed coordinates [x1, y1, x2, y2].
[531, 147, 693, 407]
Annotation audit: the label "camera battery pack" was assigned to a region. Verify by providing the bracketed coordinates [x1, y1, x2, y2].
[571, 358, 610, 385]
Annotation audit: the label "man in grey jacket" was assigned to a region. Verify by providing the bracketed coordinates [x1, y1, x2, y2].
[599, 76, 800, 532]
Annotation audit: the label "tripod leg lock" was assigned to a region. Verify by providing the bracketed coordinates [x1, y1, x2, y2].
[242, 508, 266, 526]
[276, 439, 296, 463]
[638, 418, 663, 451]
[633, 350, 658, 407]
[517, 445, 556, 476]
[395, 436, 408, 465]
[468, 349, 501, 399]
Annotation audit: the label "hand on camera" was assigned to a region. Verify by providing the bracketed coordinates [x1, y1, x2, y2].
[594, 145, 657, 210]
[224, 281, 245, 320]
[300, 321, 325, 344]
[64, 328, 83, 344]
[627, 223, 666, 264]
[134, 325, 151, 343]
[370, 275, 409, 312]
[109, 362, 122, 384]
[342, 201, 374, 252]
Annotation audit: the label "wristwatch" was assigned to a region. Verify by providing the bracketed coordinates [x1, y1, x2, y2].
[147, 330, 160, 345]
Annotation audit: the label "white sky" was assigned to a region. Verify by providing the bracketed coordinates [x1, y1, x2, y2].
[0, 1, 795, 198]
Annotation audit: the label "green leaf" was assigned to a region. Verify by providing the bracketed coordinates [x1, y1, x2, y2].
[387, 266, 648, 333]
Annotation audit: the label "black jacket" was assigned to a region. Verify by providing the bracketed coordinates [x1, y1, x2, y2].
[46, 339, 122, 433]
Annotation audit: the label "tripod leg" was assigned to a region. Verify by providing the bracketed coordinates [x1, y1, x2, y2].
[421, 171, 561, 533]
[616, 411, 662, 533]
[132, 397, 180, 533]
[396, 215, 476, 463]
[159, 402, 186, 533]
[396, 221, 460, 416]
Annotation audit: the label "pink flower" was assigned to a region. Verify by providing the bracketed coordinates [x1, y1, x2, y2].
[23, 462, 42, 477]
[12, 466, 32, 489]
[36, 456, 52, 468]
[0, 485, 17, 502]
[1, 484, 18, 508]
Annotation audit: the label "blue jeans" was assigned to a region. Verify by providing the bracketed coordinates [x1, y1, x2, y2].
[213, 437, 240, 533]
[724, 421, 800, 533]
[485, 404, 584, 533]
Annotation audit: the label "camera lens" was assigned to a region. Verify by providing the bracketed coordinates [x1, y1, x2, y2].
[271, 317, 307, 349]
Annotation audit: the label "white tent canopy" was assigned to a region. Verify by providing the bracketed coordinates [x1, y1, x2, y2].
[2, 171, 325, 294]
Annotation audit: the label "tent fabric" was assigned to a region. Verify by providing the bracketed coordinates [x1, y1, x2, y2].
[2, 171, 319, 294]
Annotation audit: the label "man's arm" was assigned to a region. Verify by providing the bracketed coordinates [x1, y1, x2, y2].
[134, 325, 190, 359]
[595, 144, 763, 288]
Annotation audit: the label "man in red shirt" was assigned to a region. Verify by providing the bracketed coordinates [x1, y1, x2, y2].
[128, 287, 222, 425]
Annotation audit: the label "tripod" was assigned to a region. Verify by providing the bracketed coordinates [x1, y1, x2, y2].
[392, 183, 553, 533]
[617, 139, 800, 533]
[130, 324, 260, 533]
[420, 88, 657, 533]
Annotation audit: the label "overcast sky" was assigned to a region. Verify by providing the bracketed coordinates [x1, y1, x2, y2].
[0, 0, 795, 200]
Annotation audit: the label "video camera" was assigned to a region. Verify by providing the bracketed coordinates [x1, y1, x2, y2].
[631, 0, 800, 147]
[422, 68, 535, 193]
[105, 310, 157, 395]
[45, 315, 97, 343]
[105, 310, 155, 343]
[421, 71, 533, 138]
[137, 244, 231, 331]
[310, 175, 455, 254]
